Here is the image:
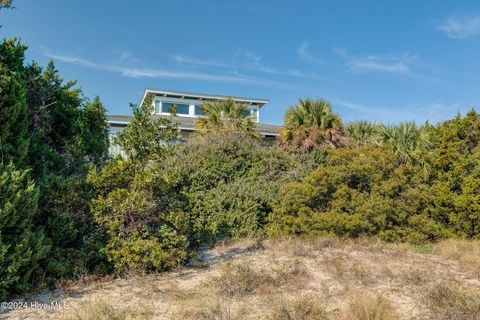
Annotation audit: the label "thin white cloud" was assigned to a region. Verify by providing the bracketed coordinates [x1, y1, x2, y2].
[437, 15, 480, 39]
[297, 41, 323, 64]
[335, 48, 417, 75]
[333, 98, 468, 124]
[42, 49, 290, 88]
[119, 50, 132, 61]
[171, 49, 332, 81]
[170, 54, 230, 68]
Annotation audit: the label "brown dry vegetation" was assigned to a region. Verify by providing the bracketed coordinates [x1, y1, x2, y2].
[3, 237, 480, 320]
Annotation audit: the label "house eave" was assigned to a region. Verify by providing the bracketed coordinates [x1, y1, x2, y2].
[139, 88, 269, 107]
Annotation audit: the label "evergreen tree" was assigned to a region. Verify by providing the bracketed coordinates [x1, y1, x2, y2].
[1, 37, 111, 294]
[115, 93, 179, 162]
[78, 96, 109, 164]
[0, 38, 29, 166]
[195, 98, 259, 139]
[0, 163, 49, 300]
[23, 60, 111, 281]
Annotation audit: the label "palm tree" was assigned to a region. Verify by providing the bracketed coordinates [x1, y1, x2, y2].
[347, 120, 381, 147]
[376, 121, 431, 166]
[279, 98, 348, 151]
[195, 98, 258, 138]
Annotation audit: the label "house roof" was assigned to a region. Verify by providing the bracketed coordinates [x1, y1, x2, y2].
[106, 114, 281, 137]
[140, 88, 269, 107]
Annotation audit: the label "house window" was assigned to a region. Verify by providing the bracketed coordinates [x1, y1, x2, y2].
[109, 125, 125, 136]
[243, 110, 251, 118]
[162, 102, 190, 115]
[194, 105, 203, 115]
[251, 108, 259, 121]
[154, 100, 161, 114]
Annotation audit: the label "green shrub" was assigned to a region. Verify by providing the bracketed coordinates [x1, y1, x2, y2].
[88, 99, 187, 273]
[426, 110, 480, 238]
[0, 36, 112, 298]
[0, 163, 49, 300]
[268, 147, 447, 242]
[89, 158, 188, 273]
[161, 132, 320, 247]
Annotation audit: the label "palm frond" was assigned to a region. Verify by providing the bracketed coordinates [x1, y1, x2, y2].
[280, 98, 348, 151]
[194, 98, 259, 138]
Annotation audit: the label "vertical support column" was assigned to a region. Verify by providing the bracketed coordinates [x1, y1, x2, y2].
[189, 103, 195, 117]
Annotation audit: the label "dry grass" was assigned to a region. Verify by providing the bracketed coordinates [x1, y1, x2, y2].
[269, 295, 330, 320]
[210, 258, 309, 297]
[180, 296, 246, 320]
[5, 237, 480, 320]
[423, 282, 480, 320]
[430, 239, 480, 275]
[211, 261, 263, 296]
[52, 297, 155, 320]
[344, 293, 397, 320]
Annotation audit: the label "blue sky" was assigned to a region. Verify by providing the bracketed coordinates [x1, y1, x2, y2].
[2, 0, 480, 125]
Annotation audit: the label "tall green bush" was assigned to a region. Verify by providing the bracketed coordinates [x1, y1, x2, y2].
[89, 97, 187, 273]
[268, 147, 447, 242]
[0, 38, 29, 166]
[0, 163, 48, 300]
[0, 36, 111, 297]
[426, 110, 480, 238]
[161, 132, 322, 247]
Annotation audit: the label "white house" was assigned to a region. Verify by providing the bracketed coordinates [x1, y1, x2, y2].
[107, 88, 281, 154]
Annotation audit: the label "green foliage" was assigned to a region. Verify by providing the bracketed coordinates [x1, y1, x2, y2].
[115, 93, 179, 162]
[269, 112, 480, 241]
[347, 120, 380, 147]
[0, 163, 48, 300]
[0, 0, 13, 9]
[77, 96, 109, 164]
[268, 146, 447, 242]
[0, 38, 29, 165]
[0, 37, 110, 298]
[279, 98, 348, 151]
[23, 58, 111, 282]
[426, 110, 480, 238]
[4, 31, 480, 299]
[195, 98, 259, 138]
[377, 121, 432, 167]
[89, 101, 187, 273]
[89, 162, 188, 272]
[161, 132, 319, 247]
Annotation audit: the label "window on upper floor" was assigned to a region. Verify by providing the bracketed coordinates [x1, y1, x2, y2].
[154, 100, 161, 114]
[109, 125, 125, 136]
[251, 108, 259, 122]
[194, 105, 203, 116]
[162, 102, 190, 115]
[241, 108, 259, 121]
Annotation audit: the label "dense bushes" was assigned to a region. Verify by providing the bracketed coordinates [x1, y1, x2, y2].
[4, 25, 480, 299]
[267, 147, 447, 242]
[160, 132, 321, 247]
[0, 163, 47, 300]
[89, 126, 321, 271]
[269, 111, 480, 242]
[88, 97, 188, 272]
[83, 99, 480, 276]
[426, 110, 480, 237]
[0, 37, 110, 299]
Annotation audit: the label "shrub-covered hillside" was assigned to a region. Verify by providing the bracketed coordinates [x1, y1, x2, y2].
[3, 33, 480, 303]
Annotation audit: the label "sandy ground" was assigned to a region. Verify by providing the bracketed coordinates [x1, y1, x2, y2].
[2, 238, 480, 319]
